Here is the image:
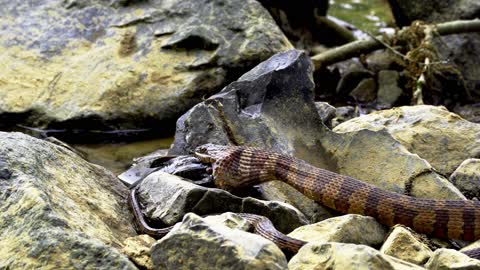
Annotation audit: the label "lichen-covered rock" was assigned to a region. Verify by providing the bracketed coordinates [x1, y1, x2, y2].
[425, 248, 480, 270]
[0, 0, 292, 135]
[137, 171, 308, 233]
[289, 242, 423, 270]
[0, 132, 136, 269]
[288, 214, 387, 247]
[122, 235, 157, 270]
[334, 105, 480, 177]
[151, 213, 288, 270]
[450, 159, 480, 199]
[380, 225, 432, 265]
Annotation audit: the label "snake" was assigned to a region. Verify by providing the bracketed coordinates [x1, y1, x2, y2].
[128, 144, 480, 259]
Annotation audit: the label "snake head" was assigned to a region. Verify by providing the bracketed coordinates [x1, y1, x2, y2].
[194, 144, 232, 163]
[194, 144, 246, 189]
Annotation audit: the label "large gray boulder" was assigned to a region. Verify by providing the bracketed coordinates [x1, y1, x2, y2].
[0, 0, 292, 137]
[0, 132, 137, 269]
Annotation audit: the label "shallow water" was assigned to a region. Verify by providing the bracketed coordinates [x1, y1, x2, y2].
[329, 0, 394, 33]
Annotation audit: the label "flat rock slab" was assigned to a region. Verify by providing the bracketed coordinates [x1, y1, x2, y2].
[0, 0, 291, 135]
[0, 132, 136, 269]
[334, 105, 480, 176]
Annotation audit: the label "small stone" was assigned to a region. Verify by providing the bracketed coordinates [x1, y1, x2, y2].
[288, 214, 387, 247]
[122, 235, 157, 270]
[289, 242, 423, 270]
[425, 248, 480, 270]
[314, 102, 336, 127]
[377, 70, 403, 108]
[450, 159, 480, 199]
[151, 213, 288, 270]
[350, 78, 377, 103]
[331, 106, 358, 127]
[380, 225, 432, 265]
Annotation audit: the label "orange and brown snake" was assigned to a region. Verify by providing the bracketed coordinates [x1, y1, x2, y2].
[129, 144, 480, 258]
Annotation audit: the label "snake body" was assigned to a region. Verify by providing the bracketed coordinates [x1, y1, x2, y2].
[194, 144, 480, 243]
[128, 144, 480, 259]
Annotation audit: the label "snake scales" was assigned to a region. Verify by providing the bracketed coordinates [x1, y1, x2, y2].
[129, 144, 480, 259]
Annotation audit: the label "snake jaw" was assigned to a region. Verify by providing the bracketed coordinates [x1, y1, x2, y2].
[194, 144, 242, 189]
[194, 144, 232, 163]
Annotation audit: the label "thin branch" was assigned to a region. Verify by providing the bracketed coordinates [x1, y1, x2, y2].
[311, 19, 480, 69]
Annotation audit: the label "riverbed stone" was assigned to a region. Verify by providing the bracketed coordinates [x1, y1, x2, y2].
[450, 159, 480, 199]
[136, 171, 308, 233]
[334, 105, 480, 177]
[380, 225, 433, 265]
[122, 235, 156, 270]
[151, 213, 288, 270]
[288, 214, 387, 247]
[0, 132, 136, 269]
[0, 0, 291, 137]
[289, 242, 423, 270]
[377, 70, 403, 108]
[425, 248, 480, 270]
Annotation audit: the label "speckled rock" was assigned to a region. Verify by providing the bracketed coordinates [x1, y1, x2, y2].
[289, 242, 423, 270]
[334, 105, 480, 177]
[137, 171, 308, 233]
[314, 101, 336, 127]
[122, 235, 156, 270]
[450, 159, 480, 199]
[350, 78, 377, 103]
[151, 213, 288, 270]
[377, 70, 403, 108]
[0, 0, 291, 136]
[288, 214, 387, 247]
[380, 225, 432, 265]
[0, 132, 136, 269]
[425, 248, 480, 270]
[331, 105, 359, 127]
